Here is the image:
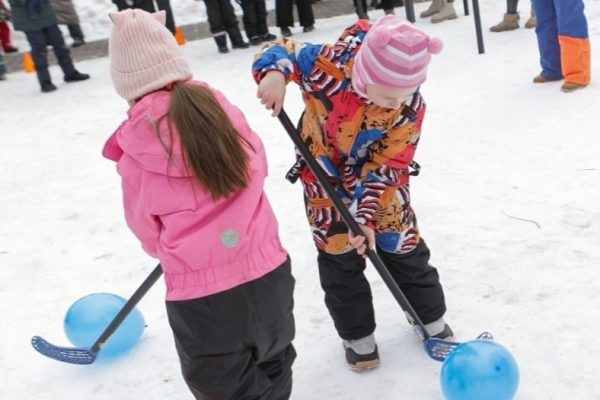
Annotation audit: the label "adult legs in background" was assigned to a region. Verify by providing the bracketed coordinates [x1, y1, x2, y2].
[430, 0, 457, 23]
[253, 0, 275, 40]
[276, 0, 294, 36]
[490, 0, 520, 32]
[242, 0, 275, 45]
[377, 0, 403, 15]
[155, 0, 176, 33]
[204, 0, 249, 52]
[112, 0, 155, 12]
[0, 20, 18, 52]
[67, 24, 85, 46]
[420, 0, 444, 18]
[531, 0, 563, 82]
[241, 0, 260, 42]
[45, 25, 78, 77]
[219, 0, 249, 48]
[550, 0, 590, 90]
[295, 0, 315, 31]
[353, 0, 369, 19]
[25, 25, 89, 92]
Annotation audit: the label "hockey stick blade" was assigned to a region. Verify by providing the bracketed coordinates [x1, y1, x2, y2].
[424, 331, 494, 362]
[31, 264, 162, 365]
[31, 336, 97, 365]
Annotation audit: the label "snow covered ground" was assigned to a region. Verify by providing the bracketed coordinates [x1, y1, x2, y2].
[2, 1, 600, 399]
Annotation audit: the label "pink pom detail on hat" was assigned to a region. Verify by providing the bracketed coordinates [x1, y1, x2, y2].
[109, 9, 193, 101]
[352, 15, 443, 98]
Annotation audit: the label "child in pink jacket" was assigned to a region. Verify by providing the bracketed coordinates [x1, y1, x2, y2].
[103, 9, 295, 400]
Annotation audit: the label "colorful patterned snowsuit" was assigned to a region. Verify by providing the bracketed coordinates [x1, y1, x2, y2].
[253, 20, 427, 255]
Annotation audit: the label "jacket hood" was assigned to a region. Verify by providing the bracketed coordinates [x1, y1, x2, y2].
[103, 89, 193, 178]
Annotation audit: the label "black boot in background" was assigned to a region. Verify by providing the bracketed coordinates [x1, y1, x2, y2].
[68, 24, 86, 47]
[227, 28, 250, 49]
[41, 80, 58, 93]
[214, 34, 229, 54]
[64, 71, 90, 82]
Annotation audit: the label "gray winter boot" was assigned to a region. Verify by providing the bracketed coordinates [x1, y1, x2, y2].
[343, 333, 380, 371]
[430, 2, 457, 23]
[420, 0, 444, 18]
[525, 8, 536, 29]
[425, 318, 455, 340]
[490, 13, 519, 32]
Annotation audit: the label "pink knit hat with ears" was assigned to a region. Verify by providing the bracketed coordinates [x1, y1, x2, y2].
[109, 9, 192, 101]
[352, 15, 443, 98]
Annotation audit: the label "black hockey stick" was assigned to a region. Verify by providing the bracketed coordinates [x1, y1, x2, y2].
[31, 264, 163, 364]
[277, 110, 491, 361]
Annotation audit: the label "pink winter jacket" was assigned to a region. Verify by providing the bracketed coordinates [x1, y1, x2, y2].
[102, 80, 288, 301]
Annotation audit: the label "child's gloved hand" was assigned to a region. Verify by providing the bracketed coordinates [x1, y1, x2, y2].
[256, 71, 286, 117]
[349, 224, 375, 257]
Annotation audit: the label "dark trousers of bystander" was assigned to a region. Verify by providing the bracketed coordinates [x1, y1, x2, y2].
[155, 0, 176, 33]
[240, 0, 269, 38]
[113, 0, 155, 12]
[275, 0, 314, 29]
[25, 25, 76, 85]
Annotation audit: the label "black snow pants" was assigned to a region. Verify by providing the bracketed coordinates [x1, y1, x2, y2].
[166, 258, 296, 400]
[317, 239, 447, 340]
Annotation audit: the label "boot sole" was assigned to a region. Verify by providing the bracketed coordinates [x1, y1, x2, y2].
[420, 10, 440, 18]
[533, 76, 562, 83]
[348, 358, 380, 371]
[490, 26, 519, 32]
[561, 84, 587, 93]
[431, 14, 458, 23]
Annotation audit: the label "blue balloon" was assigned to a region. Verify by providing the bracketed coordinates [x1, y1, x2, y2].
[441, 340, 519, 400]
[64, 293, 145, 357]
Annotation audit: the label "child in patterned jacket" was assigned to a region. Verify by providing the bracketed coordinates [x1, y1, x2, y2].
[253, 15, 452, 371]
[104, 9, 295, 399]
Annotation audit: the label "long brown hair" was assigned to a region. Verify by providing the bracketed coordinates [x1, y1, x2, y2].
[162, 82, 251, 200]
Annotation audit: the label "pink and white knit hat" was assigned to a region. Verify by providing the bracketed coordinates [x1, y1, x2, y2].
[352, 15, 443, 98]
[109, 9, 192, 101]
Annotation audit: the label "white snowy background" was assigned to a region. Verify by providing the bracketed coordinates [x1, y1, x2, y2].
[1, 0, 600, 399]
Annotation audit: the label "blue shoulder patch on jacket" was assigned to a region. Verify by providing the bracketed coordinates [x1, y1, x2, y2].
[252, 45, 291, 71]
[296, 43, 322, 77]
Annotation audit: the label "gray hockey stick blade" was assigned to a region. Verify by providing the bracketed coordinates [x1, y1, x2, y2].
[31, 336, 97, 365]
